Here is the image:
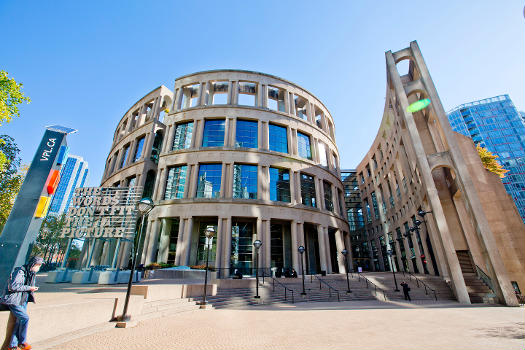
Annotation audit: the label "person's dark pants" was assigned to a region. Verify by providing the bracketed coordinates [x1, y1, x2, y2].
[7, 303, 29, 347]
[404, 292, 411, 301]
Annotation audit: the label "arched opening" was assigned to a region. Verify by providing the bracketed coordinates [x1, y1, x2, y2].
[150, 130, 164, 164]
[143, 169, 156, 199]
[158, 96, 172, 123]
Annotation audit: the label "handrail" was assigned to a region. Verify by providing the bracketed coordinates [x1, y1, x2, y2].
[271, 277, 295, 303]
[407, 272, 437, 301]
[475, 265, 495, 293]
[357, 273, 387, 301]
[315, 276, 340, 302]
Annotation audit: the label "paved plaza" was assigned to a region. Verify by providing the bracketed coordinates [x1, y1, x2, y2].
[49, 302, 523, 350]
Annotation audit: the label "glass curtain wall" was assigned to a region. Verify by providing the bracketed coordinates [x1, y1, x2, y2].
[233, 164, 258, 199]
[133, 136, 145, 162]
[196, 164, 222, 198]
[269, 167, 291, 202]
[164, 165, 187, 200]
[300, 173, 316, 207]
[202, 120, 225, 147]
[173, 122, 194, 150]
[230, 220, 255, 275]
[235, 120, 258, 148]
[269, 124, 288, 153]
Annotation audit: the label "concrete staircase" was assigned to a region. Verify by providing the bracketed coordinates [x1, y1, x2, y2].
[456, 250, 496, 304]
[190, 271, 456, 309]
[140, 298, 201, 319]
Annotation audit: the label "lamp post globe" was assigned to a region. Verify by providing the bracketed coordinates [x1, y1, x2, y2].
[120, 197, 155, 322]
[341, 249, 351, 293]
[298, 246, 306, 296]
[253, 239, 262, 299]
[201, 225, 216, 308]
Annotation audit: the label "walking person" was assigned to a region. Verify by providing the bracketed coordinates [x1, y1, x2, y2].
[400, 281, 411, 301]
[1, 256, 43, 350]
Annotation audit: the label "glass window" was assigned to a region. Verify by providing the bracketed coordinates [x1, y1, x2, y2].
[133, 136, 145, 162]
[173, 122, 194, 150]
[164, 165, 187, 200]
[297, 132, 312, 159]
[230, 221, 254, 275]
[318, 142, 328, 166]
[323, 181, 333, 212]
[300, 173, 316, 207]
[233, 164, 258, 199]
[119, 145, 130, 169]
[202, 119, 225, 147]
[269, 167, 291, 202]
[235, 120, 258, 148]
[269, 124, 288, 153]
[196, 164, 222, 198]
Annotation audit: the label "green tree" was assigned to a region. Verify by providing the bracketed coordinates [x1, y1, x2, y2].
[0, 70, 31, 125]
[35, 214, 69, 263]
[0, 135, 25, 232]
[0, 70, 31, 170]
[476, 145, 509, 178]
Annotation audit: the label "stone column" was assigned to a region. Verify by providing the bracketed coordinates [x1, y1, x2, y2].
[263, 219, 271, 271]
[257, 165, 264, 200]
[335, 229, 346, 273]
[289, 170, 296, 205]
[312, 138, 319, 163]
[143, 131, 156, 160]
[145, 219, 161, 265]
[288, 92, 295, 117]
[317, 224, 327, 272]
[193, 119, 204, 148]
[220, 163, 228, 198]
[179, 217, 194, 266]
[291, 129, 298, 156]
[332, 185, 339, 216]
[290, 220, 299, 271]
[153, 168, 167, 201]
[221, 217, 232, 277]
[316, 178, 323, 210]
[187, 163, 199, 198]
[261, 121, 269, 150]
[295, 172, 302, 204]
[174, 219, 186, 265]
[297, 222, 305, 274]
[261, 84, 268, 108]
[324, 227, 332, 274]
[228, 117, 236, 147]
[214, 218, 224, 270]
[163, 124, 176, 153]
[286, 126, 293, 154]
[157, 219, 170, 263]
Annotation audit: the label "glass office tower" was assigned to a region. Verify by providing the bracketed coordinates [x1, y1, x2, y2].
[448, 95, 525, 223]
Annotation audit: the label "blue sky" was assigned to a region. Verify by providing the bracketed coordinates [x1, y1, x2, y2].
[1, 1, 523, 185]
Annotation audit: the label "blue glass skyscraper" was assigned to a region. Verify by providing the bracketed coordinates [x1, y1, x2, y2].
[48, 155, 89, 216]
[448, 95, 525, 223]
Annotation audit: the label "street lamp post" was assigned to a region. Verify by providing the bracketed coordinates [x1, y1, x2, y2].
[387, 242, 400, 292]
[200, 226, 216, 309]
[253, 239, 262, 299]
[120, 197, 154, 322]
[341, 249, 352, 293]
[298, 246, 306, 296]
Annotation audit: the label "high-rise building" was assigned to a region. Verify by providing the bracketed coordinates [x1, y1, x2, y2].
[48, 155, 89, 216]
[447, 95, 525, 223]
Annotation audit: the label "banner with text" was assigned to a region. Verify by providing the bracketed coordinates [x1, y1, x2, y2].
[60, 186, 143, 240]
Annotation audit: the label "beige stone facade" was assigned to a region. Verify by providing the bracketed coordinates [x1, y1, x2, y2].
[352, 41, 525, 306]
[98, 70, 351, 277]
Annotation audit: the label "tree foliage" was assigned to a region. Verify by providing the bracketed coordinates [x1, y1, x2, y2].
[0, 135, 25, 232]
[35, 214, 69, 263]
[0, 70, 31, 126]
[476, 145, 509, 178]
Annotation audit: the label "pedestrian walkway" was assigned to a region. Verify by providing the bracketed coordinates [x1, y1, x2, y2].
[51, 301, 523, 350]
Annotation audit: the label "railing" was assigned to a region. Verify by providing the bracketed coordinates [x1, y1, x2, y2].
[315, 275, 340, 302]
[405, 271, 437, 301]
[475, 265, 495, 293]
[357, 273, 387, 301]
[271, 277, 295, 303]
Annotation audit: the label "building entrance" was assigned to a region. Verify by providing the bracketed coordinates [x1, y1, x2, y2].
[304, 224, 321, 274]
[230, 219, 256, 275]
[270, 221, 292, 270]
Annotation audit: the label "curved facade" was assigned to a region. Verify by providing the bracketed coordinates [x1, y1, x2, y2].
[350, 41, 525, 306]
[99, 70, 350, 277]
